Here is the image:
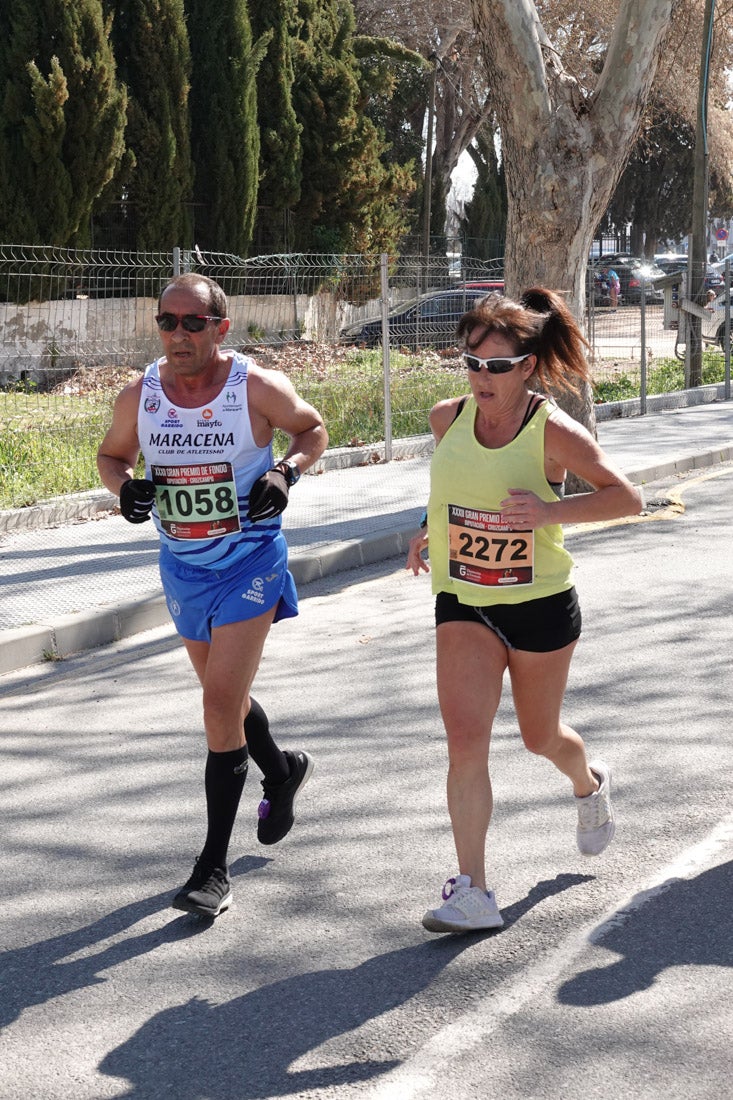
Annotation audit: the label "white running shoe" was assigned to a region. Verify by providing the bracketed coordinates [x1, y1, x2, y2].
[576, 759, 615, 856]
[422, 874, 504, 933]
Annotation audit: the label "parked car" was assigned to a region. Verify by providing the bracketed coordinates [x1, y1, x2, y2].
[339, 287, 494, 350]
[654, 253, 725, 293]
[463, 280, 505, 293]
[701, 289, 733, 349]
[597, 254, 665, 303]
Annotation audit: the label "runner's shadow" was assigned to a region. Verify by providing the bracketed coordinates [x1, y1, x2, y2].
[0, 855, 269, 1031]
[100, 872, 592, 1098]
[558, 860, 733, 1005]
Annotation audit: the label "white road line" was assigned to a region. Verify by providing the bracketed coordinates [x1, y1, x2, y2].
[364, 812, 733, 1100]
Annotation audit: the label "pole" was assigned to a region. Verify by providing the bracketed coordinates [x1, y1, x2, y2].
[640, 279, 647, 414]
[421, 55, 438, 271]
[380, 253, 393, 461]
[725, 259, 731, 401]
[688, 0, 715, 387]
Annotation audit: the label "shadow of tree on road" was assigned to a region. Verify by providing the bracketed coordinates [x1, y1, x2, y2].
[98, 872, 592, 1098]
[0, 855, 270, 1031]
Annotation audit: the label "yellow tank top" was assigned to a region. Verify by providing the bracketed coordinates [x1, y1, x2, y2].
[428, 396, 574, 605]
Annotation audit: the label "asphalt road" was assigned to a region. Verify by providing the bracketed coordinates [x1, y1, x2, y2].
[1, 464, 731, 1100]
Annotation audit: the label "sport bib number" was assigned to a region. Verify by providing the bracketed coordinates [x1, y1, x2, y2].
[152, 463, 241, 540]
[448, 503, 534, 587]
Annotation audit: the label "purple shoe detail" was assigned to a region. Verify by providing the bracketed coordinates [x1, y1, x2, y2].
[257, 749, 314, 845]
[442, 877, 457, 901]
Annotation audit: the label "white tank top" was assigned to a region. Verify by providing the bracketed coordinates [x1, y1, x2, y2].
[137, 351, 280, 569]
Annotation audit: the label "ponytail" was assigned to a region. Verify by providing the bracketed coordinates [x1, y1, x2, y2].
[519, 288, 591, 393]
[457, 286, 591, 394]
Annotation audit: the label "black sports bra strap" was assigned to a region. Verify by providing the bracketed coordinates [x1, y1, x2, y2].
[453, 392, 546, 435]
[514, 394, 546, 438]
[452, 395, 469, 423]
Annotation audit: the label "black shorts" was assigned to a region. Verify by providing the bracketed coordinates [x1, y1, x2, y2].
[435, 587, 581, 653]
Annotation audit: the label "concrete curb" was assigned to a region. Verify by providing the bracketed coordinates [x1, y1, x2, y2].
[624, 445, 733, 485]
[0, 529, 421, 675]
[0, 488, 118, 536]
[593, 382, 729, 420]
[4, 441, 732, 676]
[0, 438, 435, 537]
[2, 391, 731, 675]
[0, 596, 170, 676]
[1, 387, 728, 536]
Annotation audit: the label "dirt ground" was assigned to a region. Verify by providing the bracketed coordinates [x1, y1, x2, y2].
[51, 343, 462, 398]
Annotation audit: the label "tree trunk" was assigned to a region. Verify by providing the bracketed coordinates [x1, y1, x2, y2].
[688, 0, 715, 388]
[470, 0, 676, 466]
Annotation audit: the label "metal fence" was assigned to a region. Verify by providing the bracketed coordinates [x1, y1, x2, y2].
[0, 244, 730, 510]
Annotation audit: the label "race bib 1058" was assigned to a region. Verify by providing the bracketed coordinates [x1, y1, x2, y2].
[152, 462, 241, 540]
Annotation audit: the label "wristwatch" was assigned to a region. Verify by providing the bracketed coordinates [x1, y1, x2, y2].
[276, 458, 301, 487]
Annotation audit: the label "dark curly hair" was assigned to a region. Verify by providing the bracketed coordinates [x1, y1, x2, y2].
[456, 287, 591, 394]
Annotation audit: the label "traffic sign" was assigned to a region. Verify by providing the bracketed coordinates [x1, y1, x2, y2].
[715, 227, 728, 241]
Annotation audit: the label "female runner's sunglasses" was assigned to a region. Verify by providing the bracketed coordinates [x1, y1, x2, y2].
[462, 353, 529, 374]
[155, 313, 222, 333]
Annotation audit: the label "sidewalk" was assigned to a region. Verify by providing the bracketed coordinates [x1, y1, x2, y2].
[1, 398, 732, 675]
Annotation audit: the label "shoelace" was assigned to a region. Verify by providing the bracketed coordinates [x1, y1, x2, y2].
[192, 865, 228, 892]
[439, 879, 496, 919]
[577, 791, 604, 829]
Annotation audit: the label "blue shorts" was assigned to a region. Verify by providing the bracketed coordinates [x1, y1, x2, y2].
[159, 533, 298, 643]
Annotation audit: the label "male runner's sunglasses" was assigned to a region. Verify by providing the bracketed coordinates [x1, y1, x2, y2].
[461, 353, 529, 374]
[155, 313, 222, 333]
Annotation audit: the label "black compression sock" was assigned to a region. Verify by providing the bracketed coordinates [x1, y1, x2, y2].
[244, 697, 289, 785]
[199, 745, 248, 870]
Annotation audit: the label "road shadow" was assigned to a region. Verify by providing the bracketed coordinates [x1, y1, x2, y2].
[500, 872, 594, 929]
[99, 872, 592, 1098]
[0, 855, 269, 1031]
[558, 859, 733, 1005]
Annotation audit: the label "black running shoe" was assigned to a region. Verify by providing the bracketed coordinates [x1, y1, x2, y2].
[171, 858, 232, 918]
[257, 749, 314, 845]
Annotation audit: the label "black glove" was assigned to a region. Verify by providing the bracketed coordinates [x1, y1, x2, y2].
[119, 478, 156, 524]
[247, 468, 289, 522]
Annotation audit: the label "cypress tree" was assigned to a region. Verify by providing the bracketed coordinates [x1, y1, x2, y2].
[249, 0, 302, 253]
[106, 0, 193, 250]
[291, 0, 413, 254]
[0, 0, 126, 245]
[185, 0, 266, 255]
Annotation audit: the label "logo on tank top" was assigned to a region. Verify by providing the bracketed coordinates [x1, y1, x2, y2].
[222, 388, 243, 413]
[197, 407, 223, 428]
[144, 396, 160, 414]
